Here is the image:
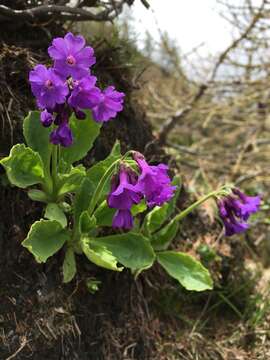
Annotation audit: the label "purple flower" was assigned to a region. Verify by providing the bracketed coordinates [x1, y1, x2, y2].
[29, 33, 128, 148]
[48, 32, 95, 80]
[133, 153, 176, 207]
[50, 122, 73, 147]
[218, 189, 261, 236]
[112, 209, 133, 230]
[68, 75, 102, 111]
[108, 167, 141, 210]
[40, 109, 54, 127]
[52, 104, 70, 125]
[232, 189, 261, 220]
[74, 109, 86, 120]
[92, 86, 125, 123]
[107, 165, 142, 230]
[29, 65, 69, 109]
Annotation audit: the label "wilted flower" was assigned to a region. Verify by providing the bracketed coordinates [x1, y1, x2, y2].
[217, 189, 261, 236]
[48, 32, 95, 80]
[29, 65, 68, 109]
[133, 152, 176, 207]
[92, 86, 125, 123]
[107, 165, 142, 230]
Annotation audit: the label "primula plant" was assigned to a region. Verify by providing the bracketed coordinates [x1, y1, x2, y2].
[0, 33, 261, 291]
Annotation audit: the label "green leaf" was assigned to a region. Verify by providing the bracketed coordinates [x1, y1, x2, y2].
[79, 211, 96, 233]
[131, 199, 147, 216]
[91, 233, 155, 271]
[94, 201, 116, 227]
[58, 158, 72, 174]
[61, 111, 100, 165]
[87, 140, 121, 181]
[86, 140, 121, 203]
[151, 220, 179, 251]
[157, 251, 213, 291]
[28, 189, 48, 203]
[23, 111, 52, 171]
[82, 237, 122, 271]
[45, 203, 67, 228]
[58, 164, 86, 196]
[1, 144, 44, 188]
[22, 220, 70, 263]
[73, 178, 95, 225]
[143, 175, 181, 234]
[63, 247, 76, 283]
[144, 204, 170, 234]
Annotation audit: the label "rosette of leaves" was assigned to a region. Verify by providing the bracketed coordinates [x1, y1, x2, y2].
[0, 111, 213, 292]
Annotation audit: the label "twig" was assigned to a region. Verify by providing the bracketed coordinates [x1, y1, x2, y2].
[0, 0, 128, 23]
[5, 336, 28, 360]
[140, 0, 150, 8]
[210, 0, 266, 82]
[156, 0, 266, 145]
[167, 141, 211, 157]
[235, 171, 265, 185]
[157, 84, 207, 146]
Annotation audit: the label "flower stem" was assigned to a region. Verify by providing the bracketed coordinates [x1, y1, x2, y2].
[171, 190, 219, 224]
[88, 159, 121, 216]
[121, 150, 134, 160]
[51, 145, 59, 200]
[41, 145, 54, 196]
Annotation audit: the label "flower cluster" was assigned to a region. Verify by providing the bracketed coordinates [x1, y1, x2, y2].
[107, 164, 141, 229]
[29, 32, 125, 147]
[107, 152, 176, 229]
[217, 188, 260, 236]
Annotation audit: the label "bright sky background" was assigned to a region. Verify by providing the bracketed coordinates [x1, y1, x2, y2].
[118, 0, 265, 79]
[123, 0, 263, 57]
[126, 0, 233, 56]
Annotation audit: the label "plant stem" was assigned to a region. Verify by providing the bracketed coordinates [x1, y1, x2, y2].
[171, 190, 219, 223]
[41, 145, 53, 196]
[88, 159, 121, 216]
[51, 145, 59, 200]
[121, 150, 134, 160]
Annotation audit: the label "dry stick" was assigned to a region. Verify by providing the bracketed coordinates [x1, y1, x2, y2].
[0, 0, 127, 22]
[210, 0, 265, 82]
[158, 84, 207, 146]
[232, 130, 257, 177]
[140, 0, 150, 9]
[5, 337, 28, 360]
[156, 0, 265, 147]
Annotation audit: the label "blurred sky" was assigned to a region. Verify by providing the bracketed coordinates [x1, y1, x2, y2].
[124, 0, 261, 57]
